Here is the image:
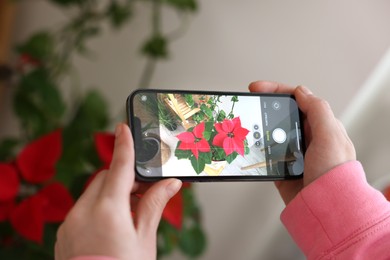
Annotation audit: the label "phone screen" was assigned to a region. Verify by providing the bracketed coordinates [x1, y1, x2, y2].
[127, 89, 304, 181]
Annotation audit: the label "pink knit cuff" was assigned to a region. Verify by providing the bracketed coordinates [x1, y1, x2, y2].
[281, 161, 390, 258]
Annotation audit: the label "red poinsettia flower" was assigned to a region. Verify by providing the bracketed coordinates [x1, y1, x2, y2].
[0, 130, 74, 243]
[16, 130, 63, 184]
[10, 183, 73, 243]
[94, 132, 115, 167]
[0, 164, 18, 222]
[176, 122, 210, 159]
[212, 117, 249, 156]
[162, 190, 183, 229]
[0, 164, 19, 202]
[94, 132, 185, 229]
[0, 199, 15, 222]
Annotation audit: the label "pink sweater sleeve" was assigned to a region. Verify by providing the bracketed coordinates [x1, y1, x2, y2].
[281, 161, 390, 259]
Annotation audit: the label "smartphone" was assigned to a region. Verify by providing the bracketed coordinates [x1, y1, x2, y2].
[126, 89, 305, 182]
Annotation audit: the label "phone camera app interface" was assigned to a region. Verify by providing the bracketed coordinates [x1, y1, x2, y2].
[131, 92, 304, 178]
[261, 96, 304, 176]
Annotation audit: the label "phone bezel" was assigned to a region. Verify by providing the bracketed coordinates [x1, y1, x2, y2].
[126, 89, 305, 182]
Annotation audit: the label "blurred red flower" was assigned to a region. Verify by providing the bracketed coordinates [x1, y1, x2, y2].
[0, 130, 74, 243]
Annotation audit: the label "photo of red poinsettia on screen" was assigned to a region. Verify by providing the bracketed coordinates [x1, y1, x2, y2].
[174, 94, 250, 175]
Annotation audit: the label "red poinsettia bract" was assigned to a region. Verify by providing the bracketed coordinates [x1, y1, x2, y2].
[0, 130, 74, 243]
[94, 132, 185, 229]
[176, 122, 210, 159]
[94, 132, 115, 167]
[213, 117, 249, 156]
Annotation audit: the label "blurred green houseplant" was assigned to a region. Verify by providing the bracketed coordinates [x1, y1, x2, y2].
[0, 0, 206, 259]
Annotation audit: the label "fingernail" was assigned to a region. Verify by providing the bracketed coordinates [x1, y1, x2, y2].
[166, 179, 182, 198]
[298, 85, 312, 95]
[115, 124, 122, 138]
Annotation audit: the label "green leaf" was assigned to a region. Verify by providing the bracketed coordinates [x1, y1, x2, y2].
[69, 174, 92, 199]
[0, 138, 19, 161]
[74, 26, 101, 55]
[40, 84, 66, 119]
[157, 220, 179, 257]
[14, 91, 47, 137]
[178, 224, 207, 257]
[213, 147, 226, 161]
[198, 151, 212, 164]
[55, 126, 88, 187]
[200, 104, 212, 118]
[13, 69, 66, 138]
[231, 95, 239, 102]
[141, 35, 168, 59]
[182, 187, 200, 217]
[55, 90, 109, 186]
[244, 140, 250, 155]
[226, 152, 238, 164]
[107, 1, 133, 28]
[196, 113, 206, 123]
[190, 155, 205, 174]
[17, 31, 54, 60]
[25, 237, 56, 259]
[164, 0, 198, 12]
[217, 110, 226, 121]
[0, 247, 27, 260]
[68, 90, 109, 133]
[184, 94, 194, 107]
[55, 145, 89, 187]
[69, 91, 108, 127]
[202, 122, 213, 141]
[42, 224, 59, 257]
[20, 69, 65, 114]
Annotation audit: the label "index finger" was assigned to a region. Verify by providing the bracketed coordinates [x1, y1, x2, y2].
[100, 123, 135, 200]
[248, 81, 295, 94]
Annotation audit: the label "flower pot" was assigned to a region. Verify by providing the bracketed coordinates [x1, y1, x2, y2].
[204, 160, 227, 176]
[136, 135, 171, 167]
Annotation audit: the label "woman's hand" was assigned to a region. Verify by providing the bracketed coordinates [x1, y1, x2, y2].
[249, 81, 356, 205]
[55, 123, 182, 260]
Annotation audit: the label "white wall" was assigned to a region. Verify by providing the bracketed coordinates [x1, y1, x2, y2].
[2, 1, 390, 259]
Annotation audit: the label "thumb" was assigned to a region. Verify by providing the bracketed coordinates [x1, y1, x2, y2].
[135, 179, 182, 235]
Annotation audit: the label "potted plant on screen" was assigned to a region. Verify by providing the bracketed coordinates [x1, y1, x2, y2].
[174, 94, 250, 175]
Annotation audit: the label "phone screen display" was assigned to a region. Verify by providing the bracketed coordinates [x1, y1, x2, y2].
[128, 90, 304, 181]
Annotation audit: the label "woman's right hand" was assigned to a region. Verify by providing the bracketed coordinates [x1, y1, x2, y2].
[249, 81, 356, 205]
